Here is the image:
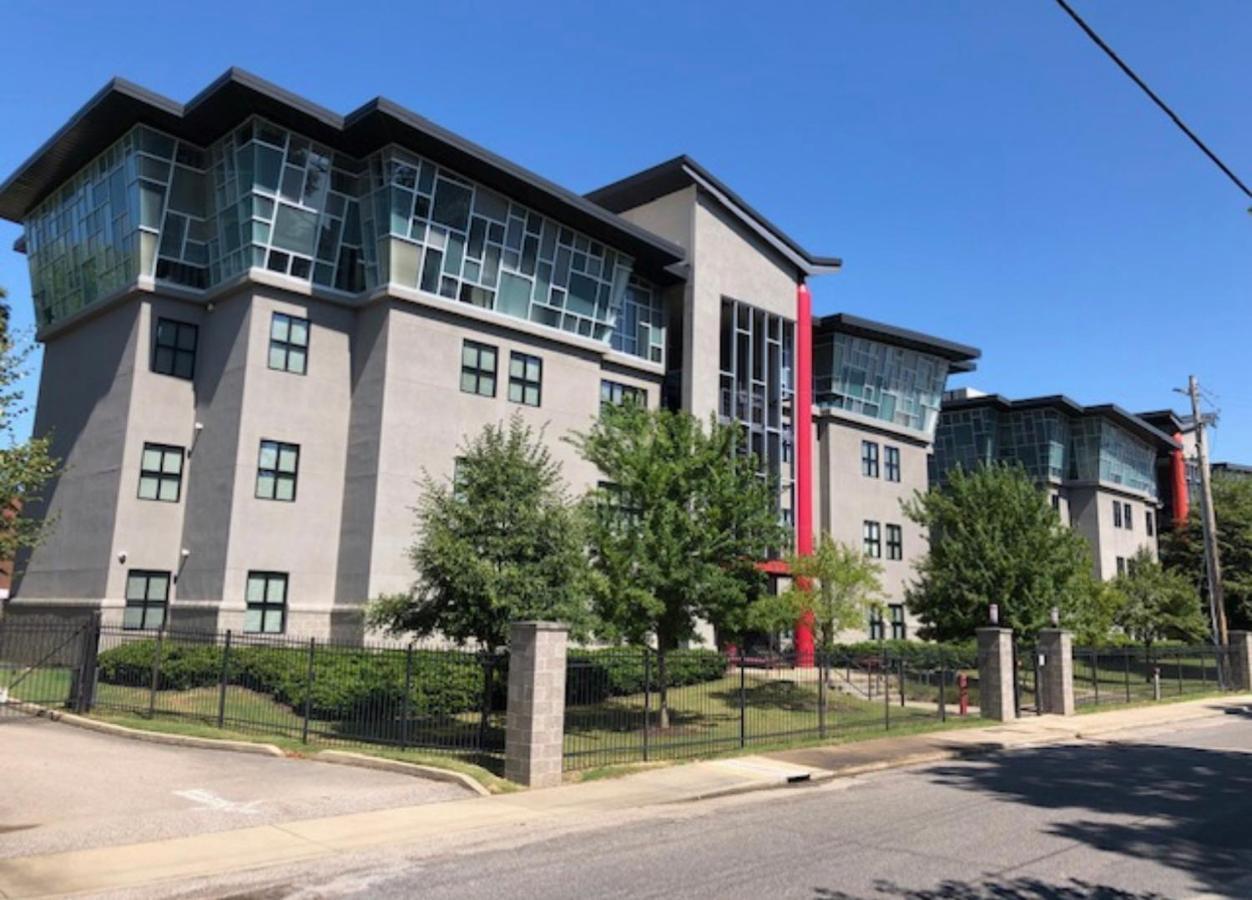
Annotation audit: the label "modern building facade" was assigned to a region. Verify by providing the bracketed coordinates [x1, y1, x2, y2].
[1, 70, 977, 644]
[933, 390, 1179, 580]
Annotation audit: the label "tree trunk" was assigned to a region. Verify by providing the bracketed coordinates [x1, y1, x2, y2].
[657, 646, 670, 730]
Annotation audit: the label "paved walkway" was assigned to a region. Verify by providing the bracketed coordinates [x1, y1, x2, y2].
[0, 696, 1246, 898]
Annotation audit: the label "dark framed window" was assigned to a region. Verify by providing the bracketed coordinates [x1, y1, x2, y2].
[508, 352, 542, 407]
[460, 340, 497, 397]
[869, 607, 885, 641]
[884, 446, 901, 483]
[256, 440, 299, 501]
[1113, 501, 1123, 529]
[245, 571, 287, 634]
[886, 524, 903, 561]
[863, 520, 881, 558]
[1051, 494, 1061, 511]
[268, 312, 309, 374]
[152, 318, 198, 380]
[600, 379, 646, 414]
[124, 570, 169, 631]
[890, 604, 907, 640]
[1123, 502, 1133, 531]
[861, 441, 879, 478]
[138, 443, 184, 502]
[1116, 556, 1127, 577]
[1146, 510, 1155, 536]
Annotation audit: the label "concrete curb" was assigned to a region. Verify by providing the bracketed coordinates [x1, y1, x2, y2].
[28, 706, 286, 757]
[313, 750, 491, 797]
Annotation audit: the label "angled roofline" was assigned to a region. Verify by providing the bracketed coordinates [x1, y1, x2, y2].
[815, 312, 981, 372]
[1214, 462, 1252, 476]
[584, 155, 842, 278]
[0, 68, 687, 282]
[1136, 408, 1197, 435]
[941, 392, 1180, 451]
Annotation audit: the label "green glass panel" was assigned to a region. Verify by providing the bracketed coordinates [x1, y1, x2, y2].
[271, 205, 317, 256]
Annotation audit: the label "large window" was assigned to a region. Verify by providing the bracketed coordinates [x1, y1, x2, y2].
[124, 570, 169, 631]
[861, 441, 879, 478]
[600, 379, 646, 414]
[1123, 502, 1133, 531]
[1113, 501, 1123, 529]
[889, 604, 906, 640]
[886, 524, 903, 561]
[813, 331, 949, 434]
[885, 446, 901, 483]
[152, 318, 198, 380]
[460, 340, 497, 397]
[256, 440, 299, 501]
[268, 312, 309, 374]
[1146, 510, 1155, 536]
[863, 520, 882, 558]
[508, 352, 542, 407]
[245, 571, 287, 634]
[138, 443, 185, 502]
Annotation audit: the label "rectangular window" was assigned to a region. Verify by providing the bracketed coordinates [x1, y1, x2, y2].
[508, 352, 542, 407]
[1146, 510, 1154, 536]
[863, 520, 882, 558]
[600, 379, 646, 414]
[123, 570, 169, 631]
[268, 312, 309, 374]
[1051, 494, 1061, 511]
[890, 604, 906, 640]
[869, 607, 885, 641]
[138, 443, 184, 502]
[1113, 501, 1123, 529]
[884, 446, 901, 482]
[256, 440, 299, 501]
[1123, 502, 1133, 531]
[245, 571, 287, 634]
[886, 524, 903, 561]
[460, 340, 497, 397]
[1116, 556, 1127, 577]
[861, 441, 880, 478]
[152, 317, 198, 380]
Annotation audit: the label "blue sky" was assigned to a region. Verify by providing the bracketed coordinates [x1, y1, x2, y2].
[2, 1, 1248, 458]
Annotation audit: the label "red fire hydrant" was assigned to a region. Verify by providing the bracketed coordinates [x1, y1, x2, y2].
[958, 672, 969, 717]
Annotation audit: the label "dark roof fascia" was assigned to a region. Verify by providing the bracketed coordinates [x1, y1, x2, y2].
[816, 312, 981, 371]
[585, 155, 842, 277]
[941, 394, 1180, 450]
[1214, 462, 1252, 475]
[0, 69, 687, 283]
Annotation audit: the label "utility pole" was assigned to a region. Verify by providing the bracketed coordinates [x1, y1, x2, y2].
[1186, 375, 1228, 647]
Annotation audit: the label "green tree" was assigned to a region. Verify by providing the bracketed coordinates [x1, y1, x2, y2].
[1160, 472, 1252, 631]
[368, 414, 590, 652]
[903, 463, 1094, 641]
[1110, 547, 1208, 649]
[0, 285, 60, 583]
[779, 535, 884, 651]
[569, 405, 787, 727]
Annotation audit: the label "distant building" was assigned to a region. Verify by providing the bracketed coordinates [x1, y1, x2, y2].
[933, 391, 1178, 580]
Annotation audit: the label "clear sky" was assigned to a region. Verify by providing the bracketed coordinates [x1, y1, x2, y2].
[1, 1, 1248, 458]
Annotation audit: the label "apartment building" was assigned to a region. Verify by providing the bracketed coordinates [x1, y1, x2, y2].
[933, 390, 1179, 580]
[0, 70, 977, 643]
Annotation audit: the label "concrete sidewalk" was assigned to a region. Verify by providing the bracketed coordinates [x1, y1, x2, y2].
[1, 696, 1247, 899]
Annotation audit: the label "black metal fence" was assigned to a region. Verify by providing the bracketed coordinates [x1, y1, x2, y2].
[1072, 644, 1237, 708]
[562, 647, 973, 770]
[0, 618, 506, 763]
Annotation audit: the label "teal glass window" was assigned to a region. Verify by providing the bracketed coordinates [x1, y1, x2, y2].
[600, 379, 646, 414]
[256, 440, 299, 501]
[886, 524, 903, 561]
[152, 318, 198, 380]
[245, 572, 287, 634]
[138, 443, 185, 502]
[268, 312, 309, 374]
[863, 520, 882, 558]
[123, 570, 169, 631]
[885, 446, 901, 482]
[508, 352, 542, 407]
[460, 340, 497, 397]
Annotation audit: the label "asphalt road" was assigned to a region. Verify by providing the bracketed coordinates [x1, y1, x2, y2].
[166, 711, 1252, 900]
[0, 716, 471, 859]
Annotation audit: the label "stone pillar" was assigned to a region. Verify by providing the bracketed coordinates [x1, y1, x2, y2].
[505, 621, 568, 788]
[977, 627, 1016, 722]
[1229, 631, 1252, 692]
[1037, 629, 1074, 716]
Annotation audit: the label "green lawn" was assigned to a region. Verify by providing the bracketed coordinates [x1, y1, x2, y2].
[1072, 653, 1229, 707]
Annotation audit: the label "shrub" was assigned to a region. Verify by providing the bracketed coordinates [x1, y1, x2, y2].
[566, 648, 727, 703]
[822, 639, 977, 670]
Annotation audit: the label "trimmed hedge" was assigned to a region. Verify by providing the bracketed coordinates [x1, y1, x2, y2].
[822, 639, 977, 670]
[566, 648, 728, 704]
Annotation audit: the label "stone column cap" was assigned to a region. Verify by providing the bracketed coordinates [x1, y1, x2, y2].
[510, 621, 570, 632]
[975, 627, 1013, 635]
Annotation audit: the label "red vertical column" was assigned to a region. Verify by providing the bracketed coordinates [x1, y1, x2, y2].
[1170, 431, 1189, 526]
[793, 282, 815, 667]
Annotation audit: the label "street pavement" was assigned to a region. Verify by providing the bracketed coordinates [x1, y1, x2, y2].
[0, 716, 471, 859]
[156, 709, 1252, 900]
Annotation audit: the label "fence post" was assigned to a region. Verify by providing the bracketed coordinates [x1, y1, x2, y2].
[1037, 629, 1074, 716]
[1227, 632, 1252, 692]
[147, 626, 166, 719]
[738, 649, 746, 749]
[216, 630, 232, 729]
[401, 643, 414, 751]
[976, 627, 1016, 721]
[1152, 668, 1162, 701]
[301, 637, 315, 744]
[74, 612, 102, 713]
[939, 661, 947, 722]
[818, 654, 827, 740]
[642, 650, 651, 762]
[898, 658, 906, 708]
[1092, 649, 1100, 705]
[883, 648, 890, 730]
[504, 621, 568, 788]
[1176, 653, 1184, 696]
[1123, 651, 1131, 704]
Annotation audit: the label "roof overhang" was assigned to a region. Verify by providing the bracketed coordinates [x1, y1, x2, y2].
[585, 155, 841, 279]
[816, 312, 981, 373]
[0, 69, 688, 284]
[942, 393, 1181, 451]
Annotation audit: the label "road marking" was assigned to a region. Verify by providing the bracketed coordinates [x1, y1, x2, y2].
[173, 788, 265, 815]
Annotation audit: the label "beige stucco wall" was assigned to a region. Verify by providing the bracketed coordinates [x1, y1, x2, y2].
[1067, 484, 1159, 580]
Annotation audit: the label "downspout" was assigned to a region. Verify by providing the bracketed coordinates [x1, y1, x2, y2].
[1170, 432, 1189, 526]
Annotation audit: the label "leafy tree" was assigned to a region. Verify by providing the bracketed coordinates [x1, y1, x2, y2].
[0, 285, 60, 588]
[569, 405, 787, 727]
[743, 588, 805, 653]
[1160, 472, 1252, 631]
[903, 463, 1094, 641]
[779, 535, 884, 651]
[1110, 548, 1208, 649]
[368, 414, 590, 653]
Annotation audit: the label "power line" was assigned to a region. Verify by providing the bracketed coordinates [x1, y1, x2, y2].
[1054, 0, 1252, 201]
